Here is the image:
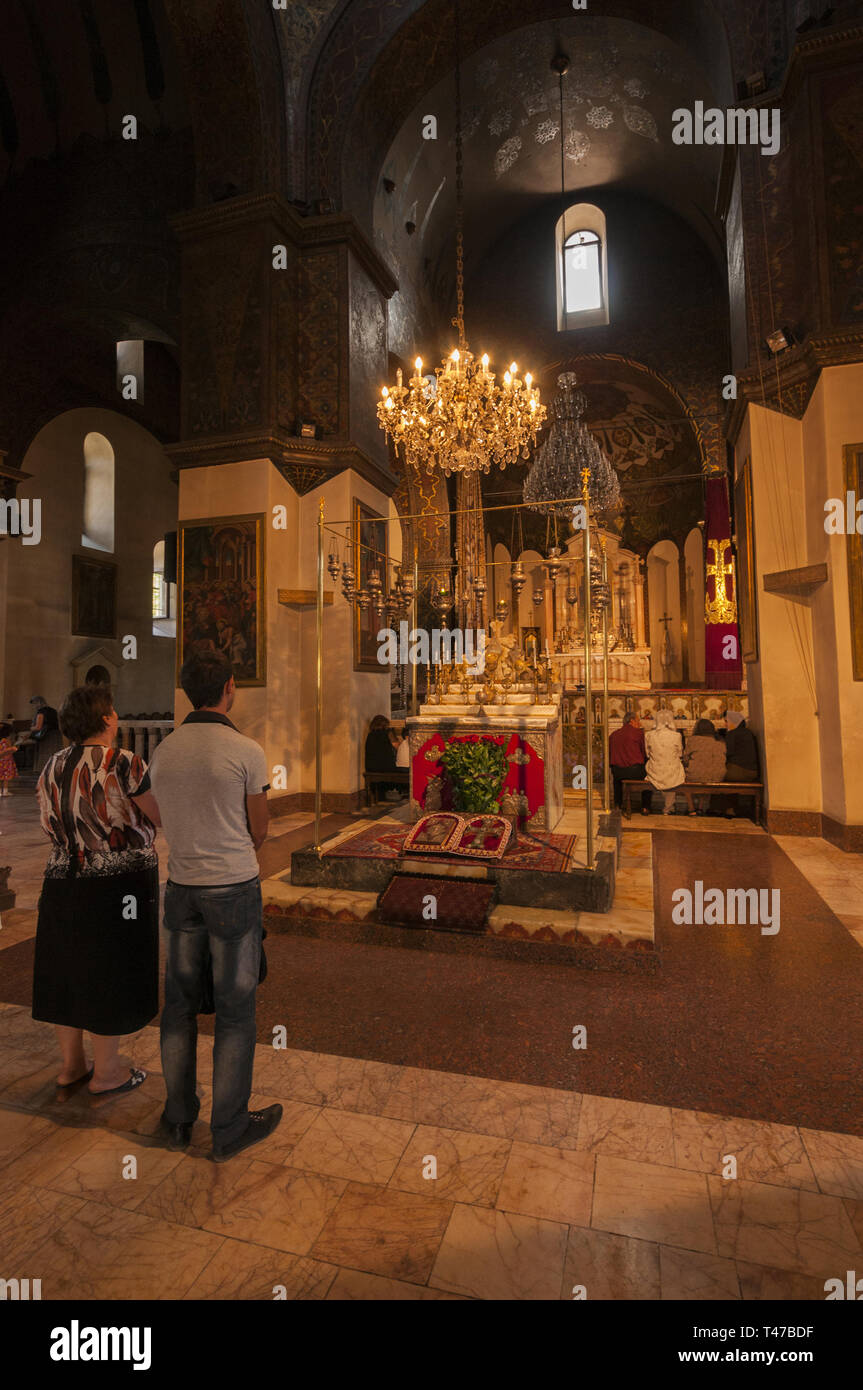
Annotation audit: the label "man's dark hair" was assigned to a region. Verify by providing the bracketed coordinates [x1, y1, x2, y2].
[59, 684, 114, 743]
[180, 647, 233, 709]
[623, 710, 636, 725]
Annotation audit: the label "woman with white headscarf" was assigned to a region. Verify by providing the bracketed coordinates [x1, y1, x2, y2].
[644, 709, 685, 815]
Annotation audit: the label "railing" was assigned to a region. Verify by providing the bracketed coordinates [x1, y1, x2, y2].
[116, 720, 174, 761]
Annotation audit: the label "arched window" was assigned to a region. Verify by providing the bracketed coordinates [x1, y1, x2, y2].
[556, 204, 609, 331]
[82, 431, 115, 552]
[152, 538, 176, 638]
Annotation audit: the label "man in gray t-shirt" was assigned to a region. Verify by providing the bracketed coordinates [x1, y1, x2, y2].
[149, 648, 282, 1162]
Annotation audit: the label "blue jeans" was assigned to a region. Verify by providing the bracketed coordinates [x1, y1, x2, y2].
[160, 876, 262, 1149]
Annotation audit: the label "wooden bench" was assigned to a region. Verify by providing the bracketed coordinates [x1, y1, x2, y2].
[364, 769, 409, 806]
[622, 779, 763, 825]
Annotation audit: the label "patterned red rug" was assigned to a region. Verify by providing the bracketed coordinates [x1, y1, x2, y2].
[378, 875, 496, 932]
[324, 822, 577, 873]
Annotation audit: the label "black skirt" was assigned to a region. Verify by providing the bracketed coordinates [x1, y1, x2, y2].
[32, 865, 159, 1035]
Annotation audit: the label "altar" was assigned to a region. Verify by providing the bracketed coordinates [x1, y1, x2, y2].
[407, 699, 564, 831]
[403, 622, 565, 831]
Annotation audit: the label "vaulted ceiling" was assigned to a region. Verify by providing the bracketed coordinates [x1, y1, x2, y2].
[372, 12, 728, 314]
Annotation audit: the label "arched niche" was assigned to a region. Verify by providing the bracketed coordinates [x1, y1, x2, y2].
[647, 539, 682, 686]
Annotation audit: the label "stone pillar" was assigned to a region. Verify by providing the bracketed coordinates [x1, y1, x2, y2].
[167, 195, 400, 811]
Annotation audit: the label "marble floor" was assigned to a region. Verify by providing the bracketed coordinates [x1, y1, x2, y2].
[2, 786, 862, 1300]
[1, 1010, 862, 1300]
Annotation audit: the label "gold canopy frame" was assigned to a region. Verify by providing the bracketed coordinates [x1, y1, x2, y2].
[312, 487, 609, 867]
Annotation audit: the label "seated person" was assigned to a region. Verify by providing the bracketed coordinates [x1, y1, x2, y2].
[608, 711, 651, 814]
[364, 714, 400, 800]
[645, 710, 685, 816]
[722, 710, 760, 818]
[682, 718, 727, 815]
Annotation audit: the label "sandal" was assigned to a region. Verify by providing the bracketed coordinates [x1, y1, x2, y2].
[89, 1067, 147, 1097]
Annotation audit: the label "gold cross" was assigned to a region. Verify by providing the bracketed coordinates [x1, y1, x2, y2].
[705, 538, 737, 624]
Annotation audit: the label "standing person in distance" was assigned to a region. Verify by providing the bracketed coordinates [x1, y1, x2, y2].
[148, 648, 281, 1161]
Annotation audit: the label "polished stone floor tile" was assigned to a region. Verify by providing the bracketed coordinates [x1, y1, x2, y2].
[0, 1105, 59, 1174]
[845, 1198, 863, 1247]
[7, 1120, 112, 1189]
[200, 1160, 347, 1255]
[312, 1181, 452, 1283]
[495, 1140, 594, 1227]
[136, 1150, 255, 1229]
[429, 1202, 568, 1300]
[183, 1238, 338, 1300]
[46, 1132, 186, 1212]
[29, 1197, 224, 1299]
[389, 1124, 511, 1206]
[672, 1109, 818, 1189]
[285, 1106, 415, 1185]
[708, 1175, 862, 1276]
[592, 1155, 716, 1254]
[251, 1046, 405, 1114]
[735, 1261, 830, 1300]
[576, 1093, 675, 1165]
[376, 1067, 582, 1147]
[326, 1268, 468, 1300]
[562, 1226, 660, 1300]
[659, 1245, 740, 1300]
[0, 1179, 86, 1267]
[799, 1127, 863, 1200]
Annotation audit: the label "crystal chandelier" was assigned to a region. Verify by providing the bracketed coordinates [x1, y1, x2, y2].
[376, 0, 545, 477]
[524, 372, 620, 519]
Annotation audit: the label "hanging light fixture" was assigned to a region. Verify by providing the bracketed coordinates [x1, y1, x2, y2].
[524, 372, 621, 520]
[376, 0, 546, 476]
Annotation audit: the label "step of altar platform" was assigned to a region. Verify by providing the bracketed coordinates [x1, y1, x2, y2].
[261, 829, 654, 974]
[289, 810, 622, 914]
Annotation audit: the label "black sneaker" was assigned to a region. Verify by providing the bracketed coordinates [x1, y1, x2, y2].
[159, 1117, 194, 1151]
[212, 1105, 283, 1162]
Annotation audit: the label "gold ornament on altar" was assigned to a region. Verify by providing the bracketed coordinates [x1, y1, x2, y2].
[705, 538, 738, 624]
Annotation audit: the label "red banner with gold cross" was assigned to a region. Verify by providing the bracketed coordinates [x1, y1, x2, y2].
[705, 474, 743, 690]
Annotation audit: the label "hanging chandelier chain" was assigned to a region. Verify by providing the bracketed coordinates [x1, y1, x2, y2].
[375, 0, 545, 478]
[453, 0, 465, 348]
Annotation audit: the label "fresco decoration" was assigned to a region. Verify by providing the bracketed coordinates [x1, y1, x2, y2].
[298, 247, 343, 436]
[72, 556, 117, 640]
[308, 0, 787, 206]
[178, 514, 266, 687]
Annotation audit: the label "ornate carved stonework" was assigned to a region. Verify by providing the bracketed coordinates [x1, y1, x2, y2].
[170, 195, 398, 492]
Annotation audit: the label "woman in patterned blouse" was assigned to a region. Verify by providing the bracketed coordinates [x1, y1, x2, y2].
[33, 684, 162, 1096]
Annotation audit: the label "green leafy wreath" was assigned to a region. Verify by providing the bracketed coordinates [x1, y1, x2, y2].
[440, 735, 508, 813]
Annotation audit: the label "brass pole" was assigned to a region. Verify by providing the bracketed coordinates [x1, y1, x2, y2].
[601, 537, 610, 815]
[582, 468, 594, 871]
[314, 497, 324, 853]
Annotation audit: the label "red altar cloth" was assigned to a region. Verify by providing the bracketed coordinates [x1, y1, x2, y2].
[411, 731, 546, 820]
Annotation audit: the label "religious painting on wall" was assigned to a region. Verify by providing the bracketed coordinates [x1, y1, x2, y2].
[72, 555, 117, 639]
[178, 514, 265, 687]
[353, 497, 388, 672]
[844, 443, 863, 681]
[734, 459, 758, 664]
